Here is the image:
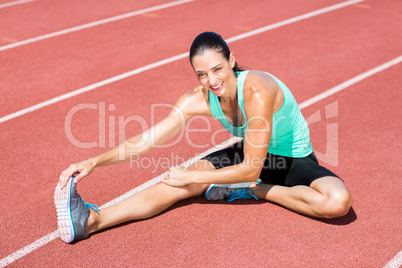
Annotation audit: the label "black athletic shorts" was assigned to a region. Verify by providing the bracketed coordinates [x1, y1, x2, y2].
[201, 142, 340, 186]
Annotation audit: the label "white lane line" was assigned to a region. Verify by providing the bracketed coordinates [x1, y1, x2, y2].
[384, 251, 402, 268]
[0, 52, 189, 124]
[225, 0, 364, 43]
[100, 137, 242, 209]
[0, 232, 58, 268]
[0, 0, 365, 124]
[0, 0, 194, 52]
[0, 0, 35, 9]
[298, 55, 402, 109]
[0, 0, 382, 266]
[0, 137, 239, 268]
[1, 56, 399, 268]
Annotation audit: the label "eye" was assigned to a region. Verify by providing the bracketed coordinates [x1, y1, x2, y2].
[214, 68, 222, 72]
[197, 73, 206, 78]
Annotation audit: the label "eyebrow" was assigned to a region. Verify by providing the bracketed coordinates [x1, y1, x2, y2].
[195, 63, 222, 73]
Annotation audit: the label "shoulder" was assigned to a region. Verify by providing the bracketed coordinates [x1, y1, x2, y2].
[243, 71, 278, 95]
[174, 85, 211, 117]
[242, 71, 279, 106]
[177, 85, 207, 106]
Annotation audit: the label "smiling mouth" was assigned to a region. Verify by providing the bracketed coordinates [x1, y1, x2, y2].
[210, 82, 223, 91]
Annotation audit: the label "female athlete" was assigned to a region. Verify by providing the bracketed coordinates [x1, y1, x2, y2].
[55, 32, 353, 243]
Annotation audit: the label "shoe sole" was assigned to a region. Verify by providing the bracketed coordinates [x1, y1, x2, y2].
[54, 177, 75, 243]
[205, 184, 216, 200]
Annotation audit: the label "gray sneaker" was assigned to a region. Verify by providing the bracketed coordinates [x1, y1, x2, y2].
[205, 182, 258, 202]
[54, 176, 99, 243]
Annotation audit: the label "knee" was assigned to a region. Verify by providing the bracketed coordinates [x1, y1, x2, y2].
[322, 190, 353, 219]
[163, 182, 209, 200]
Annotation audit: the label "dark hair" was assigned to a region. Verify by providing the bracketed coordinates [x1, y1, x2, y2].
[189, 32, 243, 74]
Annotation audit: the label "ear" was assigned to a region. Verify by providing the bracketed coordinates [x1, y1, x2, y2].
[229, 52, 236, 69]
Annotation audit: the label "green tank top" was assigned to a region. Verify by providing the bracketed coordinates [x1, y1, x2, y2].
[208, 71, 313, 157]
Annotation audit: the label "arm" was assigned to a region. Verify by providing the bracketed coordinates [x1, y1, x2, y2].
[90, 106, 187, 167]
[164, 72, 277, 185]
[59, 86, 209, 187]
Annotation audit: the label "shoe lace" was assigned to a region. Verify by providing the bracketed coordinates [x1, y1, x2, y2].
[227, 188, 258, 202]
[85, 202, 100, 215]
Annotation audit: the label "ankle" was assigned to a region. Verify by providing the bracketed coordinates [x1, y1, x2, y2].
[85, 209, 99, 234]
[249, 181, 258, 188]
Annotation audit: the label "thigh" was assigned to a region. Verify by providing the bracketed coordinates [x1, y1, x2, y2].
[201, 141, 244, 169]
[142, 159, 217, 202]
[258, 153, 292, 185]
[259, 152, 341, 187]
[310, 176, 350, 196]
[182, 158, 217, 196]
[286, 153, 341, 186]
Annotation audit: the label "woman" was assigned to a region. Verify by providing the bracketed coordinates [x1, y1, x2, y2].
[55, 32, 353, 244]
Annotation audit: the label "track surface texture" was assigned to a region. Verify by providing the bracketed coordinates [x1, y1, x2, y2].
[0, 0, 401, 267]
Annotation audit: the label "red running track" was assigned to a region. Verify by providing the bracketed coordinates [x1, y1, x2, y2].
[0, 0, 401, 267]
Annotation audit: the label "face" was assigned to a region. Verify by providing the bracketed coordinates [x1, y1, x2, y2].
[191, 49, 236, 97]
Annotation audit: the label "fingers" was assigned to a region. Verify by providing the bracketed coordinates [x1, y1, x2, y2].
[59, 160, 94, 188]
[165, 167, 180, 180]
[162, 166, 188, 187]
[161, 178, 171, 186]
[161, 169, 176, 186]
[161, 177, 181, 187]
[72, 169, 88, 184]
[169, 166, 186, 173]
[59, 164, 80, 189]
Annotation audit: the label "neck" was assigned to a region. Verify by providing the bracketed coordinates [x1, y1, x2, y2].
[220, 74, 238, 103]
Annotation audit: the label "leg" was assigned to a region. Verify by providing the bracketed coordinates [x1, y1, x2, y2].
[86, 160, 214, 234]
[251, 176, 353, 218]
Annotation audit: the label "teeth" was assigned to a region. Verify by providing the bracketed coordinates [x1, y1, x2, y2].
[211, 82, 223, 89]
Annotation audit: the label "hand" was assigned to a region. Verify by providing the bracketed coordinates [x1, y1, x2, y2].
[162, 166, 192, 187]
[59, 159, 95, 189]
